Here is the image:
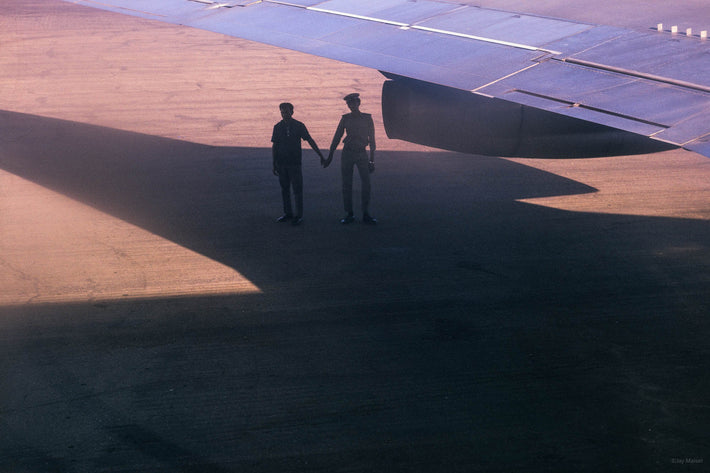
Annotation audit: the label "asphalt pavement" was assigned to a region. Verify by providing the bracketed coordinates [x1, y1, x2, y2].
[1, 1, 708, 472]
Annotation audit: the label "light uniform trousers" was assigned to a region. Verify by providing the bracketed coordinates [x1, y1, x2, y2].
[341, 147, 370, 215]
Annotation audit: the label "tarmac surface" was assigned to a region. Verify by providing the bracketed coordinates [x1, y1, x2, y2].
[1, 1, 709, 471]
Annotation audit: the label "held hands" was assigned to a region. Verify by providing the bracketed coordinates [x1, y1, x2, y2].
[368, 160, 375, 173]
[323, 153, 333, 168]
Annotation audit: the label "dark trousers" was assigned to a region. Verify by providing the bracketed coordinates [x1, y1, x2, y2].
[278, 165, 303, 217]
[341, 148, 370, 215]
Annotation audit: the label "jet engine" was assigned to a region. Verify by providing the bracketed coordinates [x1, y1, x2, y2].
[381, 75, 674, 158]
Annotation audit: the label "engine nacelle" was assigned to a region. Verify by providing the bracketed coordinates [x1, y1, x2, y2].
[381, 77, 674, 158]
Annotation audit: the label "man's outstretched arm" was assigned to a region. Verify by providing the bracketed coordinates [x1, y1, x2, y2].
[325, 118, 345, 168]
[306, 137, 325, 165]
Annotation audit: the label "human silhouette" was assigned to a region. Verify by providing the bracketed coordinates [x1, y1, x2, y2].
[271, 102, 325, 226]
[325, 93, 377, 224]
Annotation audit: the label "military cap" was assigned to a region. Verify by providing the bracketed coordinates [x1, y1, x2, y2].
[343, 93, 360, 102]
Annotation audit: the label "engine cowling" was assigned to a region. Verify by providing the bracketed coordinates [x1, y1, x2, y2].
[381, 76, 674, 158]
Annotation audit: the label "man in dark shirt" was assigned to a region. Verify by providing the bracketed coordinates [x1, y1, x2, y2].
[325, 93, 377, 224]
[271, 102, 325, 226]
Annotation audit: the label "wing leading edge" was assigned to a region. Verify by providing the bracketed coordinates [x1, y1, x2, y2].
[63, 0, 710, 157]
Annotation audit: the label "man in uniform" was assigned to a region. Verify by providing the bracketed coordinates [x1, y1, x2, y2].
[325, 93, 377, 225]
[272, 102, 325, 226]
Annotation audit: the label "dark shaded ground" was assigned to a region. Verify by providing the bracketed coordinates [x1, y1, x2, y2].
[1, 111, 709, 472]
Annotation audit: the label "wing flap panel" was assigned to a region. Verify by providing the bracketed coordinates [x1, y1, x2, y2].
[481, 60, 710, 140]
[500, 91, 665, 136]
[190, 2, 358, 40]
[685, 137, 710, 158]
[272, 1, 325, 6]
[70, 0, 205, 20]
[571, 31, 710, 90]
[653, 114, 710, 146]
[415, 6, 593, 49]
[320, 23, 538, 84]
[311, 0, 462, 24]
[545, 25, 629, 56]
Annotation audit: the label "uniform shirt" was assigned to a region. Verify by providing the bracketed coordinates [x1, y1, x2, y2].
[271, 118, 312, 166]
[331, 112, 375, 152]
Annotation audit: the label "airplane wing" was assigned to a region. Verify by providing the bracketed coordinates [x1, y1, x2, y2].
[62, 0, 710, 157]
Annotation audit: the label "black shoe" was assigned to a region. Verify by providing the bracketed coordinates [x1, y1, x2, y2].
[340, 214, 355, 224]
[363, 214, 377, 225]
[277, 214, 293, 222]
[291, 216, 303, 226]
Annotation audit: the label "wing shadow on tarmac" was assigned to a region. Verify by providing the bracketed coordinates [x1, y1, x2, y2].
[0, 108, 598, 295]
[1, 109, 709, 472]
